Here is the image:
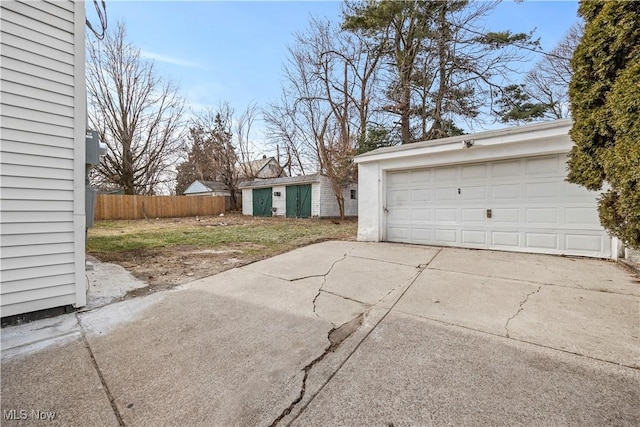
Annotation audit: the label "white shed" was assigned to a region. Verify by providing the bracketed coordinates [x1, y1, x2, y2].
[239, 173, 357, 218]
[0, 0, 87, 317]
[355, 119, 615, 259]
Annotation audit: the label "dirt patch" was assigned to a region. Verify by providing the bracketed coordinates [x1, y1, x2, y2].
[95, 244, 262, 298]
[88, 212, 357, 298]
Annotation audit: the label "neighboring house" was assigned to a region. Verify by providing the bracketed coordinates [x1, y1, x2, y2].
[240, 173, 357, 218]
[355, 119, 616, 259]
[1, 0, 88, 317]
[239, 156, 284, 180]
[183, 180, 233, 210]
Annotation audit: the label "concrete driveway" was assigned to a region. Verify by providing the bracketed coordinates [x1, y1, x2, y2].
[2, 242, 639, 426]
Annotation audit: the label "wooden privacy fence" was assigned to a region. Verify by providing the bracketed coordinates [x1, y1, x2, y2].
[94, 195, 225, 220]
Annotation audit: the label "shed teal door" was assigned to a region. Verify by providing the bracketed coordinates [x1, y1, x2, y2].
[252, 188, 272, 217]
[286, 185, 311, 218]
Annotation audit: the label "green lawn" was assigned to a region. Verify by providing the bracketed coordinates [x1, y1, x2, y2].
[87, 216, 357, 258]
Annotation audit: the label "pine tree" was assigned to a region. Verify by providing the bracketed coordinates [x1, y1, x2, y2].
[568, 1, 640, 248]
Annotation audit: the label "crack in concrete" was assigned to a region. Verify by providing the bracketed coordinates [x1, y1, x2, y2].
[77, 314, 125, 427]
[504, 285, 543, 338]
[286, 258, 435, 426]
[312, 253, 350, 317]
[269, 314, 364, 427]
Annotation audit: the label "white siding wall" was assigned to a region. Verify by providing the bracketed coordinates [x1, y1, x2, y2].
[272, 185, 286, 217]
[311, 182, 321, 217]
[318, 176, 358, 218]
[318, 176, 334, 217]
[241, 189, 253, 215]
[0, 0, 86, 317]
[344, 182, 358, 217]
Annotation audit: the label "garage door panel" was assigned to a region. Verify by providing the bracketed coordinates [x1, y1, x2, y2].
[411, 170, 432, 184]
[388, 208, 411, 221]
[411, 209, 431, 221]
[388, 189, 410, 205]
[565, 207, 600, 225]
[388, 226, 410, 240]
[411, 228, 432, 242]
[461, 208, 485, 222]
[526, 233, 559, 250]
[525, 208, 559, 224]
[526, 182, 559, 199]
[461, 164, 487, 179]
[388, 171, 410, 186]
[491, 160, 521, 177]
[492, 184, 521, 200]
[435, 167, 457, 181]
[435, 187, 457, 201]
[411, 189, 431, 202]
[434, 229, 456, 243]
[384, 154, 611, 258]
[525, 156, 560, 175]
[461, 185, 486, 200]
[461, 230, 486, 245]
[435, 208, 457, 222]
[491, 208, 520, 223]
[565, 234, 604, 253]
[491, 231, 520, 247]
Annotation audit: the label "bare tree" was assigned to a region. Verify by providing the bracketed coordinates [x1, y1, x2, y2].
[495, 23, 582, 123]
[175, 105, 241, 209]
[235, 102, 264, 179]
[87, 22, 185, 195]
[526, 23, 582, 119]
[264, 18, 384, 218]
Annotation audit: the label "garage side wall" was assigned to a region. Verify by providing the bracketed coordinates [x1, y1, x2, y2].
[0, 0, 86, 316]
[357, 162, 382, 241]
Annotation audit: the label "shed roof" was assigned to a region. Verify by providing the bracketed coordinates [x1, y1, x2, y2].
[239, 173, 321, 189]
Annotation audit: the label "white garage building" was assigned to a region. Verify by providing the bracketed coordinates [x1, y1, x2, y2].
[355, 119, 615, 259]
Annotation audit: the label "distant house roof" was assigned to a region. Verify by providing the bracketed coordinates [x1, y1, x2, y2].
[183, 180, 230, 195]
[239, 156, 284, 179]
[239, 173, 322, 189]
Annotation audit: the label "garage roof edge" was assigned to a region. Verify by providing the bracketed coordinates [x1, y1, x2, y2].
[355, 119, 572, 163]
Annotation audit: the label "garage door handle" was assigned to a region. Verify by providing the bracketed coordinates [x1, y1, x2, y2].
[383, 206, 388, 213]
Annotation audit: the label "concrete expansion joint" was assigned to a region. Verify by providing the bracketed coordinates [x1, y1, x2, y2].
[269, 314, 364, 427]
[77, 315, 125, 427]
[504, 285, 543, 338]
[286, 265, 431, 426]
[319, 289, 368, 306]
[312, 253, 350, 316]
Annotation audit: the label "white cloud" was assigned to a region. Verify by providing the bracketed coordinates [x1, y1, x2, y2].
[140, 50, 200, 68]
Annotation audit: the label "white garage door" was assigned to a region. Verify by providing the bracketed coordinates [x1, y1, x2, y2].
[385, 154, 611, 258]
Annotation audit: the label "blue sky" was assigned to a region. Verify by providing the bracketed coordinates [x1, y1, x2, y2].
[88, 1, 581, 153]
